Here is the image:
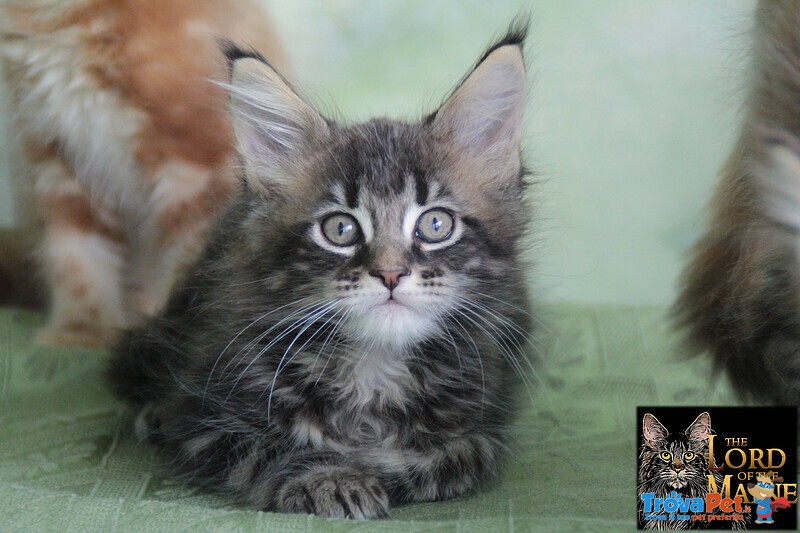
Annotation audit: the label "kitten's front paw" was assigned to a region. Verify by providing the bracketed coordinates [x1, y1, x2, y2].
[278, 467, 389, 519]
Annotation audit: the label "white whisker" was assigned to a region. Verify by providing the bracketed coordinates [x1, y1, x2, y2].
[264, 301, 340, 421]
[204, 296, 317, 400]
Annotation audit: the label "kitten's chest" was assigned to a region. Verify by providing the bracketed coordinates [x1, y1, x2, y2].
[291, 350, 420, 448]
[330, 349, 419, 412]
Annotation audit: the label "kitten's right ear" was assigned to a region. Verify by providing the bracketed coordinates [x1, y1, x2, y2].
[430, 25, 527, 186]
[224, 46, 329, 194]
[642, 413, 668, 447]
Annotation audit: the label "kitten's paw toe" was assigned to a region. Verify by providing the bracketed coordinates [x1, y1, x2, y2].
[279, 467, 389, 519]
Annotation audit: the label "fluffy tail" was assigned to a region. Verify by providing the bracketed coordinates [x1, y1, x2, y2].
[676, 129, 800, 404]
[0, 227, 44, 309]
[675, 1, 800, 404]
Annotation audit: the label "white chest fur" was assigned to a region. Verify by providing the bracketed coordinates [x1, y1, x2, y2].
[334, 348, 416, 412]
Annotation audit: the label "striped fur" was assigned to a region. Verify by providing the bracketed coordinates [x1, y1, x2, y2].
[110, 22, 535, 519]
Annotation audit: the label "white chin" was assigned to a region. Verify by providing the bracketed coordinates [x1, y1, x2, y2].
[346, 302, 437, 349]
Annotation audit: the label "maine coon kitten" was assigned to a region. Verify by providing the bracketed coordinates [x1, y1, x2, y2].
[675, 1, 800, 403]
[0, 0, 284, 348]
[109, 24, 533, 519]
[638, 412, 727, 530]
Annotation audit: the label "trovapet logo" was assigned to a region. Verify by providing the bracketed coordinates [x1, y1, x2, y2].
[637, 407, 796, 529]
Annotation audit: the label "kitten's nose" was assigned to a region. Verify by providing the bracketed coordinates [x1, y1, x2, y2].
[369, 267, 410, 291]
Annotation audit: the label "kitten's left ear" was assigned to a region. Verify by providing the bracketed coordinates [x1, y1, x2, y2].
[431, 32, 527, 181]
[223, 45, 330, 196]
[685, 412, 711, 442]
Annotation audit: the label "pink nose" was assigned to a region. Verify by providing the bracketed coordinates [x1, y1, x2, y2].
[369, 268, 409, 291]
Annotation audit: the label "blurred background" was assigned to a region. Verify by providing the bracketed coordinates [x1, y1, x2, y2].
[0, 0, 754, 306]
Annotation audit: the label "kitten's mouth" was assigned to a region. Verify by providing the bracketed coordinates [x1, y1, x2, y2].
[376, 299, 404, 308]
[367, 299, 415, 328]
[371, 297, 413, 317]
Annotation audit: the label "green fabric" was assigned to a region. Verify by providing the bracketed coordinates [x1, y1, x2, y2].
[0, 304, 742, 532]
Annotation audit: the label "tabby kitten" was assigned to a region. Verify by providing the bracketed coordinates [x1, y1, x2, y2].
[109, 25, 533, 519]
[0, 0, 284, 348]
[638, 412, 723, 530]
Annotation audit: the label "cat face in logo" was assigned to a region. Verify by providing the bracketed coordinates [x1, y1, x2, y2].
[639, 412, 711, 492]
[652, 444, 699, 489]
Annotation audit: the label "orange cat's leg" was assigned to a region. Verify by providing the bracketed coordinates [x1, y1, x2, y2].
[132, 159, 232, 316]
[34, 157, 129, 348]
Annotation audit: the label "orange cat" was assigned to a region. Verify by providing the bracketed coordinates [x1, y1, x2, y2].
[0, 0, 285, 347]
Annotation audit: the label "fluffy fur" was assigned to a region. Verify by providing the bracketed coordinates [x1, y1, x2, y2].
[675, 1, 800, 404]
[110, 23, 534, 519]
[0, 0, 284, 347]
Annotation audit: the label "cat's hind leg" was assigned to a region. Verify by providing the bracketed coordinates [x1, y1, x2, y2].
[33, 154, 129, 348]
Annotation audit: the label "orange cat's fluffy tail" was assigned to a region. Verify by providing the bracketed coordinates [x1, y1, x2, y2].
[0, 228, 44, 309]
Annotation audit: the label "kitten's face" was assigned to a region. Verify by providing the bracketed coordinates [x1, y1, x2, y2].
[225, 44, 529, 354]
[249, 120, 525, 352]
[315, 184, 462, 349]
[301, 128, 505, 351]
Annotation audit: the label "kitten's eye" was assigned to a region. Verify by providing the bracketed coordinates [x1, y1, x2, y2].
[321, 213, 361, 246]
[684, 452, 695, 461]
[660, 451, 671, 462]
[415, 209, 454, 243]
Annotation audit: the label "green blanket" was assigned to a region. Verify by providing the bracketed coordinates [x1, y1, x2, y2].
[0, 304, 742, 532]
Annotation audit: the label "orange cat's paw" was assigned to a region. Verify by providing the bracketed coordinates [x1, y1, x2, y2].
[34, 323, 116, 350]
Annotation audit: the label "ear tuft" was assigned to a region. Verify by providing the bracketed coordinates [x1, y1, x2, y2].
[476, 16, 529, 63]
[219, 40, 270, 68]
